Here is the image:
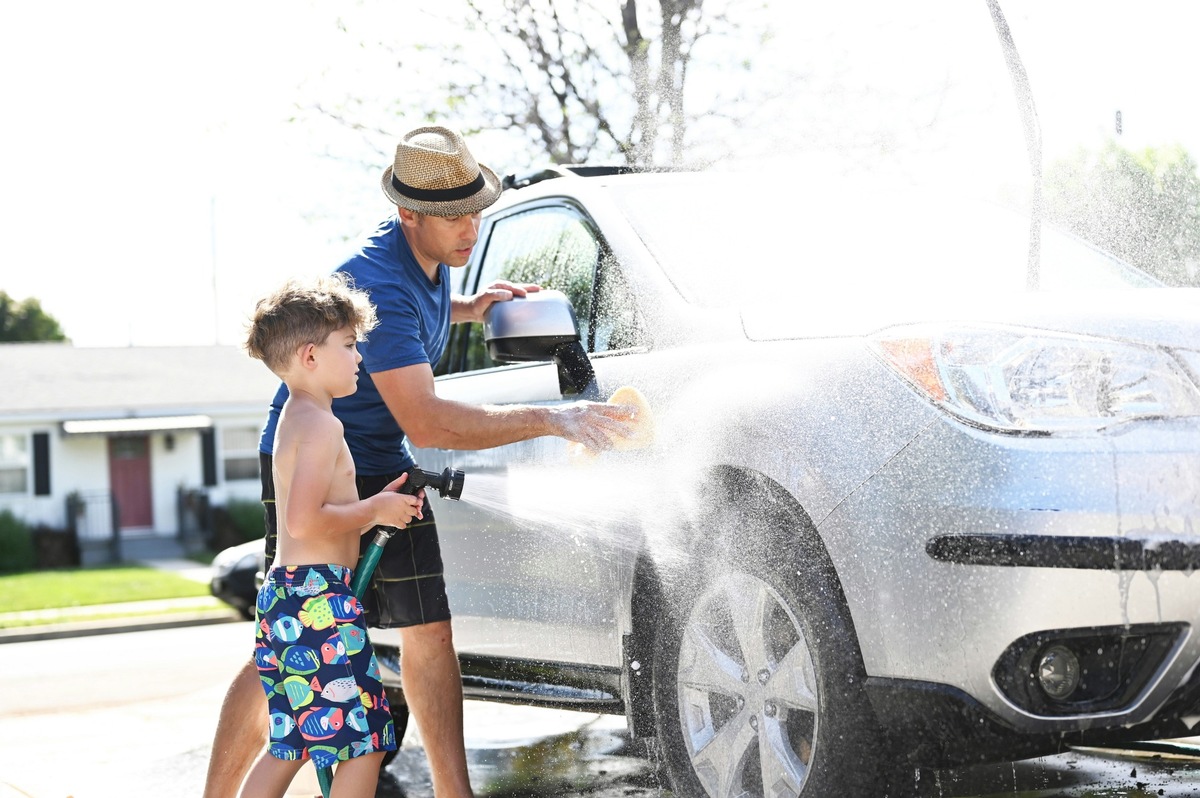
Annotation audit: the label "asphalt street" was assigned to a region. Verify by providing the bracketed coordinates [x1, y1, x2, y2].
[0, 620, 664, 798]
[2, 547, 1198, 798]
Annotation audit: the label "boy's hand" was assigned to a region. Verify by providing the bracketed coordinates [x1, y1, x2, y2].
[375, 473, 425, 528]
[383, 471, 427, 499]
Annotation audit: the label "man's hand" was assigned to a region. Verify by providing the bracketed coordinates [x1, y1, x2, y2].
[550, 400, 639, 451]
[451, 280, 542, 325]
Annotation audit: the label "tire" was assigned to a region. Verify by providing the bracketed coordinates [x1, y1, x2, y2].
[651, 494, 884, 797]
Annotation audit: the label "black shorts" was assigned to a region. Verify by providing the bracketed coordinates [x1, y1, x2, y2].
[259, 452, 451, 629]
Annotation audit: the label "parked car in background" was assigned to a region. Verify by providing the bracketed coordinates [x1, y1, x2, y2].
[355, 166, 1200, 797]
[209, 538, 262, 620]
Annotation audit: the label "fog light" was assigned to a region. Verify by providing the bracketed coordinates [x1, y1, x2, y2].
[1037, 645, 1081, 700]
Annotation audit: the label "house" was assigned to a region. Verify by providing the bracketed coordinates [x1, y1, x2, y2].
[0, 342, 280, 561]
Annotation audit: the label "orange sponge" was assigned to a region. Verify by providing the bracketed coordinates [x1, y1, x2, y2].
[605, 385, 655, 450]
[568, 385, 655, 459]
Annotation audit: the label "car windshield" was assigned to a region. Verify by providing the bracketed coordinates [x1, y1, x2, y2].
[611, 176, 1160, 310]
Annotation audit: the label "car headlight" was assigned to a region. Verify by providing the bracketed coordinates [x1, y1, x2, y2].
[870, 324, 1200, 433]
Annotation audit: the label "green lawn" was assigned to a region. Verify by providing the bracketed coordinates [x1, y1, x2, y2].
[1, 564, 212, 613]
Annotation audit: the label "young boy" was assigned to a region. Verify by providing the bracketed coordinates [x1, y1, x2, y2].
[240, 274, 425, 798]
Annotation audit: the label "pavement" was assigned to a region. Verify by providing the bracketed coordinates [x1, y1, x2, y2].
[0, 537, 243, 644]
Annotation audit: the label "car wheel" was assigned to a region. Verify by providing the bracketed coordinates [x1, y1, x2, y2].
[651, 495, 884, 797]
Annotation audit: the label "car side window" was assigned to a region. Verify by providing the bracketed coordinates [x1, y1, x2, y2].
[456, 206, 602, 374]
[593, 250, 644, 353]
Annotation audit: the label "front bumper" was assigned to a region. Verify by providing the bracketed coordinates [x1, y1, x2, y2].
[865, 663, 1200, 768]
[824, 418, 1200, 735]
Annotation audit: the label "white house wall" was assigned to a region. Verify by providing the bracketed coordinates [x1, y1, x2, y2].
[151, 431, 199, 536]
[55, 431, 109, 526]
[0, 412, 267, 537]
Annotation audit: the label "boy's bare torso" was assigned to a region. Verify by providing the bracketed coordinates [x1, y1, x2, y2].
[272, 393, 365, 569]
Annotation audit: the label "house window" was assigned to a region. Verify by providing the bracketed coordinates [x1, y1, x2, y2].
[221, 426, 260, 482]
[0, 433, 29, 494]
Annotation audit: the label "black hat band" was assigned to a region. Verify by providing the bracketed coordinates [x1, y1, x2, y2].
[391, 171, 485, 203]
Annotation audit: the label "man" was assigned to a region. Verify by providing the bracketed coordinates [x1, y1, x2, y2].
[205, 126, 635, 797]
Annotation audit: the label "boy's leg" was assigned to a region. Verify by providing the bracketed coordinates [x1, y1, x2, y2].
[204, 658, 268, 798]
[399, 620, 474, 798]
[328, 752, 385, 798]
[235, 747, 306, 798]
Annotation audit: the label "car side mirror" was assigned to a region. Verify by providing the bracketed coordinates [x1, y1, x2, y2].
[483, 289, 597, 397]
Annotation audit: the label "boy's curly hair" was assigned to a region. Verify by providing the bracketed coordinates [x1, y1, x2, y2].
[244, 273, 378, 375]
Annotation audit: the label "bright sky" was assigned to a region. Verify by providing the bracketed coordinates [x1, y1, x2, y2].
[2, 1, 1197, 348]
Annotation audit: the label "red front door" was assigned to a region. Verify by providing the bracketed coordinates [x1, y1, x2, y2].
[108, 436, 153, 529]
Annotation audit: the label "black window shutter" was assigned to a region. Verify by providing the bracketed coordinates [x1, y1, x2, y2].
[201, 429, 218, 486]
[32, 432, 51, 496]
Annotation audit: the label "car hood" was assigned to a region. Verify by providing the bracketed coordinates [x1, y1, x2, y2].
[740, 287, 1200, 350]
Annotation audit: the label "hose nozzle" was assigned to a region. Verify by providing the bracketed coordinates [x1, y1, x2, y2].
[398, 466, 465, 500]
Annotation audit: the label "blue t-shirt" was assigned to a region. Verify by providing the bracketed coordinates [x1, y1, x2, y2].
[258, 216, 452, 475]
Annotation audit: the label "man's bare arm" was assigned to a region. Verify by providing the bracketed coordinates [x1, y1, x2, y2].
[373, 362, 634, 452]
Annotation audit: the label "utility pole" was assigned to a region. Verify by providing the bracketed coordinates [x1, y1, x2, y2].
[210, 196, 219, 345]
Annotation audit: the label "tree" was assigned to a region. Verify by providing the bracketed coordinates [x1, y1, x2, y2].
[0, 291, 68, 342]
[1043, 140, 1200, 286]
[314, 0, 769, 169]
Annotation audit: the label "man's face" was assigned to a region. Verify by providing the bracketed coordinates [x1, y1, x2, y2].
[406, 211, 483, 269]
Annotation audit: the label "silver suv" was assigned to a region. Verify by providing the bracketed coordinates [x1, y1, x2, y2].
[369, 168, 1200, 797]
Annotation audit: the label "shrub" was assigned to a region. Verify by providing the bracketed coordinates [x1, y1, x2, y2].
[224, 499, 266, 544]
[0, 510, 36, 573]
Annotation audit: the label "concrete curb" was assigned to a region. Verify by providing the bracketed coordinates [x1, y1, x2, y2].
[0, 608, 245, 644]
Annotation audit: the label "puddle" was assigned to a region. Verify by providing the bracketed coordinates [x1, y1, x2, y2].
[376, 707, 1200, 798]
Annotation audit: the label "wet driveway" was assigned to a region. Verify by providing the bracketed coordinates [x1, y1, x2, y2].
[377, 703, 1200, 798]
[5, 622, 1195, 797]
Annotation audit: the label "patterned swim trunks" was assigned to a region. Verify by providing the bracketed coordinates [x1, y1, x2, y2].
[253, 564, 397, 766]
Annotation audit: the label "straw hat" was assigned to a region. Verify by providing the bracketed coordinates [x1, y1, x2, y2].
[381, 126, 503, 216]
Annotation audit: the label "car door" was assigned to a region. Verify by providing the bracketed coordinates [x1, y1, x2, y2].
[413, 198, 647, 668]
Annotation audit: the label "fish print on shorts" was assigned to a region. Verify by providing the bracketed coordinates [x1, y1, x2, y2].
[296, 567, 330, 596]
[346, 706, 371, 733]
[325, 593, 360, 621]
[255, 563, 395, 765]
[321, 631, 348, 665]
[280, 674, 315, 709]
[338, 624, 366, 656]
[298, 706, 344, 741]
[350, 734, 379, 757]
[308, 744, 340, 769]
[280, 644, 322, 675]
[316, 675, 360, 703]
[272, 615, 304, 643]
[299, 595, 336, 630]
[269, 712, 297, 740]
